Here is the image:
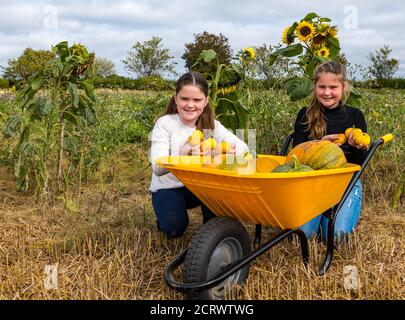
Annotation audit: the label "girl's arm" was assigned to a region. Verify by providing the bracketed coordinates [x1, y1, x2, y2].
[213, 121, 249, 156]
[346, 110, 368, 164]
[150, 119, 171, 176]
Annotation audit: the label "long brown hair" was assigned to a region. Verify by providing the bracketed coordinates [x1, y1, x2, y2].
[306, 61, 348, 139]
[158, 71, 215, 132]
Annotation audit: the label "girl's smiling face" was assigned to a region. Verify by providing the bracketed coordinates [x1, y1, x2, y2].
[175, 85, 208, 127]
[315, 72, 348, 109]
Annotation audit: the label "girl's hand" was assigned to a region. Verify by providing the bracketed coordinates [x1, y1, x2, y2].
[347, 132, 367, 149]
[321, 134, 340, 144]
[226, 144, 237, 155]
[179, 142, 211, 156]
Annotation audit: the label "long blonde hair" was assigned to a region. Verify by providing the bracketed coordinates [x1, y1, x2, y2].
[158, 71, 215, 131]
[306, 61, 348, 139]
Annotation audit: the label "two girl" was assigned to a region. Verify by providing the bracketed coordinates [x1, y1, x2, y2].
[150, 61, 368, 242]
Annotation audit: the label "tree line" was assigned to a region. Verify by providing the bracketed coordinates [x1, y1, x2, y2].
[0, 31, 401, 89]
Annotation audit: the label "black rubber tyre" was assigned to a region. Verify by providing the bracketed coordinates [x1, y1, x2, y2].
[182, 217, 251, 300]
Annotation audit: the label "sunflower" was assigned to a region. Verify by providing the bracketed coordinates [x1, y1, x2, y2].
[311, 33, 328, 47]
[295, 20, 315, 42]
[316, 23, 330, 36]
[218, 84, 238, 95]
[327, 26, 338, 38]
[316, 46, 330, 58]
[282, 26, 295, 44]
[242, 47, 255, 60]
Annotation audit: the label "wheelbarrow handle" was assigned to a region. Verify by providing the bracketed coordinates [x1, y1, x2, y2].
[335, 132, 393, 212]
[380, 133, 393, 144]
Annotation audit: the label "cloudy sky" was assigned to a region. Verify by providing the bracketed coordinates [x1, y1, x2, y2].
[1, 0, 404, 78]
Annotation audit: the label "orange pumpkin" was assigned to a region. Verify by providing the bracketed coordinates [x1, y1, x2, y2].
[215, 141, 234, 154]
[332, 133, 347, 145]
[188, 130, 203, 146]
[345, 127, 362, 139]
[200, 138, 217, 152]
[355, 132, 371, 146]
[285, 140, 347, 170]
[345, 127, 371, 147]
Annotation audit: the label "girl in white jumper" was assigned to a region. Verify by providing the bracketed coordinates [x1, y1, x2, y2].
[149, 71, 249, 238]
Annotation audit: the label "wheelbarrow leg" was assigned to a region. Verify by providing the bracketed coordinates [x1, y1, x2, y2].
[292, 229, 309, 265]
[319, 214, 336, 276]
[254, 224, 262, 248]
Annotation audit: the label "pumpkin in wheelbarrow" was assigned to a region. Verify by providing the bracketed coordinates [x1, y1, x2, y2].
[285, 140, 347, 170]
[272, 155, 314, 172]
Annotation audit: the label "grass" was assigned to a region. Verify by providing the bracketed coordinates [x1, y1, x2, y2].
[0, 143, 403, 300]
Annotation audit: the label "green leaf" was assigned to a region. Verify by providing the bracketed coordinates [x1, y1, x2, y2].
[268, 54, 278, 66]
[200, 49, 217, 63]
[346, 87, 362, 107]
[303, 12, 318, 21]
[3, 113, 21, 138]
[218, 65, 242, 87]
[215, 97, 249, 130]
[17, 127, 31, 153]
[17, 141, 34, 157]
[82, 106, 96, 124]
[53, 41, 69, 61]
[30, 72, 44, 91]
[326, 37, 340, 59]
[51, 60, 63, 78]
[272, 44, 303, 58]
[284, 77, 314, 101]
[80, 79, 95, 101]
[14, 160, 29, 192]
[67, 82, 79, 107]
[305, 60, 316, 78]
[320, 17, 332, 22]
[28, 98, 55, 120]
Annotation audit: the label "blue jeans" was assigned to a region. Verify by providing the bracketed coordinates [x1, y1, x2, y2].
[151, 187, 216, 239]
[299, 180, 362, 243]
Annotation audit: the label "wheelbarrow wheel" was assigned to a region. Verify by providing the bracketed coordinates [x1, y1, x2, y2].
[182, 216, 251, 300]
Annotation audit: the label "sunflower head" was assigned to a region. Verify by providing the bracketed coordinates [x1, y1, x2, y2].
[311, 33, 328, 47]
[282, 26, 295, 45]
[295, 20, 315, 42]
[315, 46, 330, 58]
[316, 23, 330, 36]
[327, 26, 338, 38]
[241, 47, 256, 60]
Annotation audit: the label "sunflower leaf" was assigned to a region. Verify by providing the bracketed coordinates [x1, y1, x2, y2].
[200, 49, 217, 63]
[320, 17, 331, 22]
[284, 77, 314, 101]
[303, 12, 318, 21]
[271, 44, 303, 59]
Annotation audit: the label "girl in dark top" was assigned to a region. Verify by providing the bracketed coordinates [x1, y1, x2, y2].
[293, 61, 368, 243]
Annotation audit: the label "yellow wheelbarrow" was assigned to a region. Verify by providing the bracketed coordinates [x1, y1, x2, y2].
[157, 133, 393, 300]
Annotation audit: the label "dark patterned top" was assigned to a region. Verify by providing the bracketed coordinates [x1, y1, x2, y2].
[293, 103, 367, 165]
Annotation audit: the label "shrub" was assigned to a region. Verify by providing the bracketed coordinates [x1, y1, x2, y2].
[133, 75, 174, 91]
[94, 75, 174, 91]
[0, 78, 9, 89]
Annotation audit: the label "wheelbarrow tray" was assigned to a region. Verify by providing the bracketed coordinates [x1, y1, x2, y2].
[156, 155, 361, 229]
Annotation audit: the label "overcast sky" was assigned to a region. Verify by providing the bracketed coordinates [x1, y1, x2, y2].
[1, 0, 404, 79]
